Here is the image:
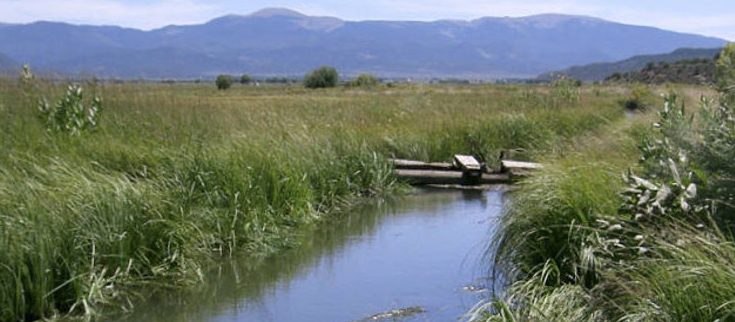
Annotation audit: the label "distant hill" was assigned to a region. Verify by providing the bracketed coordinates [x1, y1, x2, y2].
[605, 56, 717, 84]
[540, 47, 722, 82]
[0, 8, 728, 79]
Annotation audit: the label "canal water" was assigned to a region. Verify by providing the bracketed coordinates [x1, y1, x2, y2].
[120, 187, 504, 322]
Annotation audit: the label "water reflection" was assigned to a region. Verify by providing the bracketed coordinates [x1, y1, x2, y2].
[119, 188, 504, 322]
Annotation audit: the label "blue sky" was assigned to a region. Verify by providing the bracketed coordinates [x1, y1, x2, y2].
[1, 0, 733, 40]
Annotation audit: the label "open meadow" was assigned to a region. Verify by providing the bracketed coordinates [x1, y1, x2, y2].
[4, 64, 735, 321]
[0, 77, 630, 321]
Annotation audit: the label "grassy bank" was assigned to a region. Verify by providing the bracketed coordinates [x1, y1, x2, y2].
[0, 78, 625, 321]
[470, 45, 735, 322]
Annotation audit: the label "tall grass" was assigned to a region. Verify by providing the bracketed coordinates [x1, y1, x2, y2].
[0, 78, 625, 321]
[467, 113, 644, 322]
[610, 223, 735, 322]
[469, 84, 735, 322]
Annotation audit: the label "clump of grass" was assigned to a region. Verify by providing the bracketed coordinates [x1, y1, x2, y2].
[468, 276, 603, 322]
[550, 75, 582, 106]
[487, 108, 643, 289]
[492, 162, 622, 285]
[607, 223, 735, 322]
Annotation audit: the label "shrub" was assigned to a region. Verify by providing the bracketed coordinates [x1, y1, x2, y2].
[265, 77, 293, 84]
[346, 73, 379, 88]
[623, 84, 652, 110]
[37, 84, 102, 135]
[304, 66, 339, 89]
[607, 72, 623, 82]
[240, 74, 252, 85]
[215, 74, 233, 90]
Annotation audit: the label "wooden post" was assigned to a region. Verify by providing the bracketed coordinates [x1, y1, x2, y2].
[454, 155, 482, 185]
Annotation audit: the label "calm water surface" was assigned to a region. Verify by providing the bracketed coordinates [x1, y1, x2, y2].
[121, 188, 504, 322]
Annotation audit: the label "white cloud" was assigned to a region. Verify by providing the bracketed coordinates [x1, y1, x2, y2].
[327, 0, 735, 40]
[0, 0, 219, 29]
[325, 0, 606, 20]
[589, 7, 735, 40]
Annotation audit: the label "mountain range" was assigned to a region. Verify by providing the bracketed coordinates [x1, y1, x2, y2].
[0, 8, 728, 79]
[0, 53, 18, 72]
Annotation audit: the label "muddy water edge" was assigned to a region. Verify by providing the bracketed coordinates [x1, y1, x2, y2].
[116, 187, 505, 322]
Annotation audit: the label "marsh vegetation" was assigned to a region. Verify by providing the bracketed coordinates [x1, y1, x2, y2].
[0, 73, 633, 321]
[469, 44, 735, 322]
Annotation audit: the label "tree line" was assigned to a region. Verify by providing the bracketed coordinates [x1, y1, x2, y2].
[215, 66, 380, 90]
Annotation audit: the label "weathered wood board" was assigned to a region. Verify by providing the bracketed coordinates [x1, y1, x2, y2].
[391, 156, 541, 186]
[500, 160, 543, 175]
[501, 160, 543, 170]
[389, 159, 455, 170]
[394, 169, 510, 185]
[453, 155, 482, 172]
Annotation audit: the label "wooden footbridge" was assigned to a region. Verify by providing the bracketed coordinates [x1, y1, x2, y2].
[390, 154, 541, 186]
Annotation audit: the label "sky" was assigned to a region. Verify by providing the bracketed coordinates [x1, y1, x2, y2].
[0, 0, 734, 41]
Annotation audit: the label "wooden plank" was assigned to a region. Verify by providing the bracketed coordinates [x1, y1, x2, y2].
[501, 160, 543, 170]
[453, 155, 481, 172]
[394, 169, 510, 185]
[394, 169, 463, 185]
[389, 158, 455, 170]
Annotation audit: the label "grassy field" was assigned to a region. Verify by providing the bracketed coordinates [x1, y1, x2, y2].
[0, 77, 627, 321]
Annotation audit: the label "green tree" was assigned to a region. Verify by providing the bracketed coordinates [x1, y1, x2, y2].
[216, 74, 233, 90]
[304, 66, 339, 89]
[240, 74, 252, 85]
[716, 43, 735, 104]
